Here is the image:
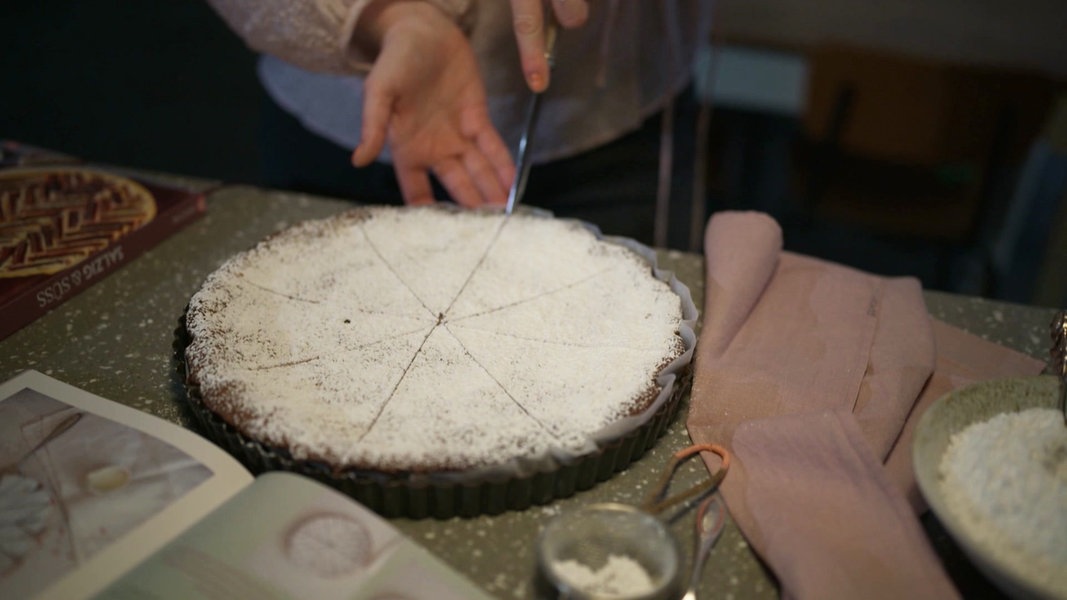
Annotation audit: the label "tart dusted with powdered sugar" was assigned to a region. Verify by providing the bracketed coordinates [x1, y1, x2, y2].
[183, 206, 694, 477]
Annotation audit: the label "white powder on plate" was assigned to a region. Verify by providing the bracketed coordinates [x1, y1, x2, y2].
[552, 554, 656, 598]
[939, 407, 1067, 592]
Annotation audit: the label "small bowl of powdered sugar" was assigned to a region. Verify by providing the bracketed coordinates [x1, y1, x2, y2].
[913, 375, 1067, 600]
[535, 503, 683, 600]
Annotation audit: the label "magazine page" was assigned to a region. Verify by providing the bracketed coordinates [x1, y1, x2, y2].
[98, 472, 494, 600]
[0, 370, 253, 600]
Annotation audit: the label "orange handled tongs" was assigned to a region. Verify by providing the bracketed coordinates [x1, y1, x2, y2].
[643, 444, 732, 600]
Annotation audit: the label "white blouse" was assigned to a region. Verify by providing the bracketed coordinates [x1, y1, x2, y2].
[207, 0, 713, 165]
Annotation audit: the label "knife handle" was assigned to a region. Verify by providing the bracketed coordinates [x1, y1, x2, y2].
[544, 19, 558, 71]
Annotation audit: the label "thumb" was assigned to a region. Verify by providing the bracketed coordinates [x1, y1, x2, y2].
[550, 0, 588, 28]
[351, 88, 391, 167]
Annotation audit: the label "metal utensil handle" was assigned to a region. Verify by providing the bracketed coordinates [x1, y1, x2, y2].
[681, 494, 727, 600]
[641, 443, 730, 515]
[543, 18, 559, 69]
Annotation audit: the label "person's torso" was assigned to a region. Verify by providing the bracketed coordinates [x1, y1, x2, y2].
[257, 0, 713, 164]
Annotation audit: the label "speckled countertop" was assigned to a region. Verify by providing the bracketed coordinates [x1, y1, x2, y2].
[1, 181, 1059, 599]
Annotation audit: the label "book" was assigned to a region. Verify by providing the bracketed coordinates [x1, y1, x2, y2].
[0, 146, 207, 341]
[0, 370, 493, 600]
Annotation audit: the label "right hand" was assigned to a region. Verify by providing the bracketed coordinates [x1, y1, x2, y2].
[509, 0, 589, 92]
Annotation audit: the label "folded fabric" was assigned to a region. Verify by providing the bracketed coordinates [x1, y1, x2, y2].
[732, 410, 958, 600]
[883, 319, 1048, 511]
[686, 211, 1044, 598]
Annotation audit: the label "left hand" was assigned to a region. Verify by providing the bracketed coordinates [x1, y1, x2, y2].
[351, 2, 514, 207]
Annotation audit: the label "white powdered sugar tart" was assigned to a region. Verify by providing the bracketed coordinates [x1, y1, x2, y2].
[181, 205, 696, 517]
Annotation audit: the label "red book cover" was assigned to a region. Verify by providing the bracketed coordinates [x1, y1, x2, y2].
[0, 145, 207, 341]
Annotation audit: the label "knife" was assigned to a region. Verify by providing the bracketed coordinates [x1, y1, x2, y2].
[505, 19, 559, 215]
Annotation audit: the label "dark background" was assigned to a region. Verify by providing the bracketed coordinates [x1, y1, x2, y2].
[1, 1, 263, 185]
[3, 1, 1064, 303]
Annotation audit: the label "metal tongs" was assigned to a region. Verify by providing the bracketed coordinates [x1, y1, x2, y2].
[1051, 310, 1067, 426]
[642, 444, 731, 600]
[504, 18, 559, 215]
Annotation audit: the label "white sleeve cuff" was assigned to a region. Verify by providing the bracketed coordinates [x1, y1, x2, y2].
[337, 0, 474, 71]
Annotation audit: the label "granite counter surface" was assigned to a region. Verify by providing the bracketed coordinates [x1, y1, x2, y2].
[1, 184, 1058, 599]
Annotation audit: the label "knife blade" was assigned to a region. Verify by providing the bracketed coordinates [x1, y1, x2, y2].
[505, 20, 558, 215]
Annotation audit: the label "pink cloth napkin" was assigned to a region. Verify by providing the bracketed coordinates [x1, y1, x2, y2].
[686, 211, 1045, 599]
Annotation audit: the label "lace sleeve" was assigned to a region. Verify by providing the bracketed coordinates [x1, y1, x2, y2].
[206, 0, 473, 74]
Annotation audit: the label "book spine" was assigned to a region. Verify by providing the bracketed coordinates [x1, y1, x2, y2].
[0, 193, 207, 341]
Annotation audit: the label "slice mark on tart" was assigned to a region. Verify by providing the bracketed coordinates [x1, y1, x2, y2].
[354, 322, 438, 444]
[354, 303, 563, 463]
[242, 324, 438, 372]
[357, 207, 505, 317]
[355, 325, 560, 471]
[240, 277, 323, 305]
[194, 327, 435, 465]
[185, 275, 435, 375]
[440, 219, 507, 317]
[449, 269, 682, 353]
[445, 324, 668, 452]
[235, 221, 434, 321]
[447, 264, 615, 324]
[235, 274, 434, 323]
[447, 215, 614, 319]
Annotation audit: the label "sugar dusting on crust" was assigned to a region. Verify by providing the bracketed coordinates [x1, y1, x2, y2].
[185, 206, 683, 472]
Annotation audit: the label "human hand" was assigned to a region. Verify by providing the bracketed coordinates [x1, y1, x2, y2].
[510, 0, 589, 92]
[351, 2, 514, 207]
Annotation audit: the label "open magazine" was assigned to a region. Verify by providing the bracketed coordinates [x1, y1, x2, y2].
[0, 370, 492, 600]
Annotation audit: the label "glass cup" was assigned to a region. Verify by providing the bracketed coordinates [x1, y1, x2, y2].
[535, 503, 682, 600]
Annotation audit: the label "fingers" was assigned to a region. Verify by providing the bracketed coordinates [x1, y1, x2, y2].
[509, 0, 549, 92]
[395, 164, 436, 206]
[391, 111, 513, 208]
[395, 147, 509, 208]
[351, 134, 384, 168]
[463, 109, 516, 196]
[430, 149, 508, 209]
[549, 0, 588, 28]
[434, 158, 485, 209]
[351, 83, 391, 167]
[510, 0, 588, 92]
[463, 149, 509, 206]
[477, 128, 516, 197]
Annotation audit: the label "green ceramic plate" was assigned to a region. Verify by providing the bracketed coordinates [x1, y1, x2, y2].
[913, 375, 1065, 600]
